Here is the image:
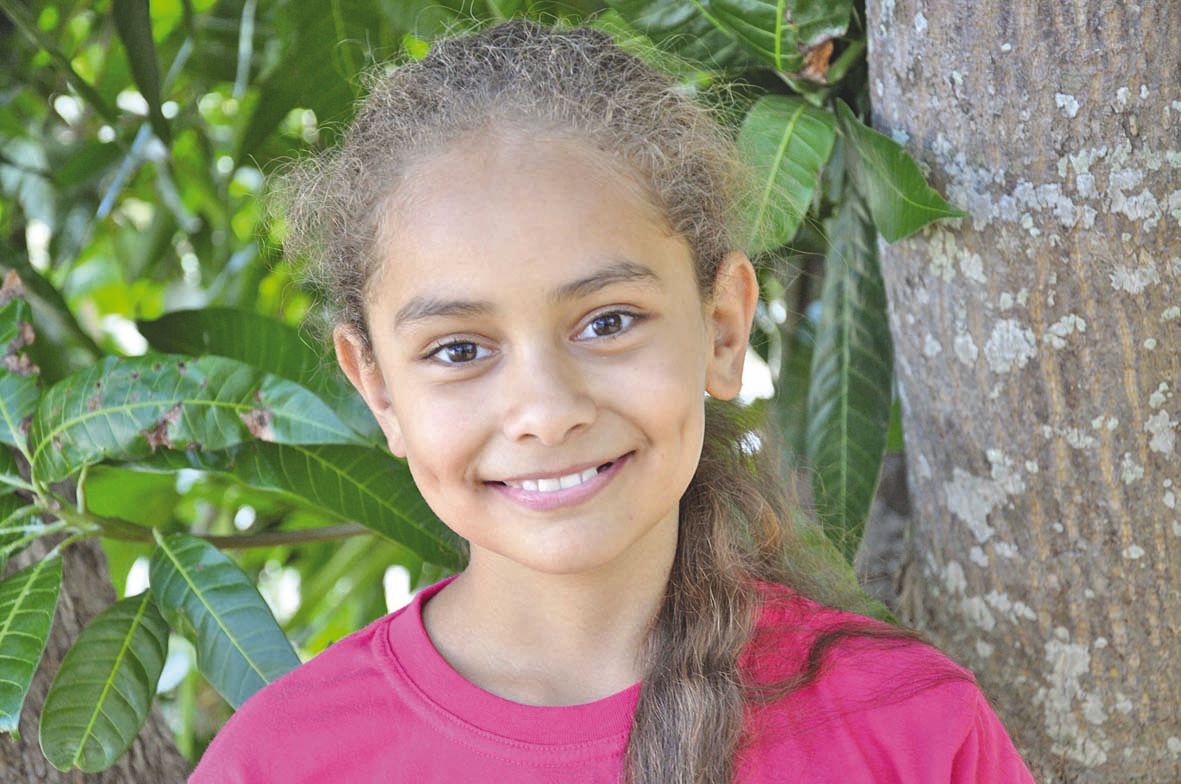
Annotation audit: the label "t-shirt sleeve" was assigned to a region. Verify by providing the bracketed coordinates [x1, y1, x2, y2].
[951, 690, 1037, 783]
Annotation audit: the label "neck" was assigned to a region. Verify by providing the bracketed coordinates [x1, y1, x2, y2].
[422, 513, 678, 706]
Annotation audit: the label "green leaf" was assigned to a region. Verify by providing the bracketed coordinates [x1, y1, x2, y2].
[0, 555, 62, 734]
[782, 0, 853, 47]
[137, 308, 381, 444]
[805, 191, 892, 563]
[710, 0, 852, 72]
[402, 33, 430, 61]
[236, 0, 378, 161]
[771, 322, 814, 467]
[737, 95, 836, 255]
[0, 448, 21, 494]
[0, 0, 119, 125]
[112, 0, 171, 146]
[794, 511, 895, 623]
[149, 533, 299, 709]
[603, 0, 756, 72]
[138, 442, 466, 570]
[27, 353, 367, 484]
[39, 591, 169, 772]
[835, 100, 965, 242]
[0, 495, 41, 571]
[0, 283, 41, 452]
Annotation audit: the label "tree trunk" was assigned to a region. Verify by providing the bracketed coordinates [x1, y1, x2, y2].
[1, 538, 190, 783]
[867, 1, 1180, 781]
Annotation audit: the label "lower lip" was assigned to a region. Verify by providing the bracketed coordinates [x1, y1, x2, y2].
[487, 453, 632, 511]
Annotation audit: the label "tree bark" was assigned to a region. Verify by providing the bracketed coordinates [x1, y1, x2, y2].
[1, 538, 190, 783]
[867, 1, 1180, 781]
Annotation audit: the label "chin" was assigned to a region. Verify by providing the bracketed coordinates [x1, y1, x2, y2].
[498, 535, 635, 578]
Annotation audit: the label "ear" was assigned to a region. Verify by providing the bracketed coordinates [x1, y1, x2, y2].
[333, 324, 407, 457]
[704, 250, 759, 401]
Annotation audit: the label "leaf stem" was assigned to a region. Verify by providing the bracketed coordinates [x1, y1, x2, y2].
[76, 464, 89, 515]
[1, 521, 69, 561]
[81, 509, 372, 549]
[825, 39, 865, 84]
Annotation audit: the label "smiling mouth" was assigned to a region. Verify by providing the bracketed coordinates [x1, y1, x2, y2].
[489, 457, 623, 493]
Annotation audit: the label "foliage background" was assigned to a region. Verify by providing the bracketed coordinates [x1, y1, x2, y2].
[0, 0, 963, 772]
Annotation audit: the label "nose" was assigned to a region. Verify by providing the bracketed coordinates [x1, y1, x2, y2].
[501, 344, 596, 446]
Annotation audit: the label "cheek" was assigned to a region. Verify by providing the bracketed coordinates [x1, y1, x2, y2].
[611, 335, 708, 460]
[398, 394, 485, 490]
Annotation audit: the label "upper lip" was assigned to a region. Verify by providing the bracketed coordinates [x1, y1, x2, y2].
[491, 453, 627, 483]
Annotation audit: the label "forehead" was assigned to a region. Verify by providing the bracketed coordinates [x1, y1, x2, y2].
[370, 136, 692, 301]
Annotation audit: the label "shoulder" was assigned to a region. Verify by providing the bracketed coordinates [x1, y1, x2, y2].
[188, 608, 402, 783]
[738, 581, 1035, 782]
[749, 579, 972, 698]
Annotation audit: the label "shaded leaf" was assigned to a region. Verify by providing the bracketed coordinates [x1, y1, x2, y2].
[112, 0, 171, 145]
[149, 533, 299, 709]
[0, 555, 62, 733]
[604, 0, 756, 72]
[138, 308, 380, 444]
[28, 353, 366, 484]
[0, 0, 120, 124]
[0, 448, 22, 495]
[794, 511, 895, 623]
[39, 591, 169, 772]
[236, 0, 380, 161]
[737, 95, 836, 255]
[0, 275, 41, 451]
[53, 140, 125, 189]
[835, 100, 965, 242]
[805, 191, 892, 562]
[137, 442, 465, 570]
[771, 320, 815, 467]
[0, 494, 40, 571]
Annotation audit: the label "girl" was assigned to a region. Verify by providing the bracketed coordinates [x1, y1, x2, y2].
[191, 19, 1035, 783]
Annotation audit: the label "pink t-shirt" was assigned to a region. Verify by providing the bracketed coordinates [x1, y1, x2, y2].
[190, 577, 1035, 782]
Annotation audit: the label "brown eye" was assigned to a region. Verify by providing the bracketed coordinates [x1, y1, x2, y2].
[426, 341, 488, 365]
[591, 313, 624, 336]
[444, 343, 479, 362]
[578, 311, 639, 341]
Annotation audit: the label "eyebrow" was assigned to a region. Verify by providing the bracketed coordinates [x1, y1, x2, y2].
[392, 258, 662, 331]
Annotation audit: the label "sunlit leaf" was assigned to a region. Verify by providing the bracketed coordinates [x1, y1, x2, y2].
[149, 533, 299, 709]
[28, 354, 366, 484]
[39, 591, 169, 772]
[835, 100, 965, 242]
[709, 0, 852, 72]
[738, 95, 836, 255]
[805, 191, 892, 562]
[138, 308, 381, 444]
[136, 442, 466, 570]
[0, 555, 62, 734]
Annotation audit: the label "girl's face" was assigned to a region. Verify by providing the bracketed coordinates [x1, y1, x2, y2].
[336, 137, 757, 579]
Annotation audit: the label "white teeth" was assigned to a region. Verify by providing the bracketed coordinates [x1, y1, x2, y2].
[507, 465, 603, 493]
